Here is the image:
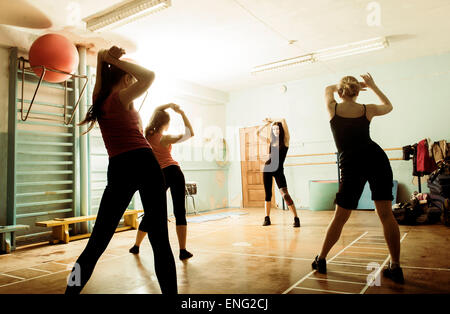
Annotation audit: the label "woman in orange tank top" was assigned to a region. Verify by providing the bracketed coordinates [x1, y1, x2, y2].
[65, 46, 177, 294]
[130, 103, 195, 260]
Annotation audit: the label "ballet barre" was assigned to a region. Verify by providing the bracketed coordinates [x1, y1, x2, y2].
[284, 147, 403, 167]
[279, 147, 403, 210]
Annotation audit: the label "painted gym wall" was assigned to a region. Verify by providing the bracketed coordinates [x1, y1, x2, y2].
[226, 51, 450, 209]
[0, 46, 9, 226]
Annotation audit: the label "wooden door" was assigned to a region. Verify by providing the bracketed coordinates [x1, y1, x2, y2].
[240, 126, 275, 208]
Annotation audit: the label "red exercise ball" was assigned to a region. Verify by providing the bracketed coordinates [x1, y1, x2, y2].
[29, 33, 79, 83]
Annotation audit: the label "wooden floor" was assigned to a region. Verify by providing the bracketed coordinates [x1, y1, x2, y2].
[0, 208, 449, 294]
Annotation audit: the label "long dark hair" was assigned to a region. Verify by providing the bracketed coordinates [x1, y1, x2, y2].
[270, 122, 286, 148]
[79, 63, 128, 133]
[144, 110, 170, 139]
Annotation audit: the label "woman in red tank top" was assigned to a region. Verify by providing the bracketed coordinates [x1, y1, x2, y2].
[129, 103, 195, 261]
[65, 46, 177, 294]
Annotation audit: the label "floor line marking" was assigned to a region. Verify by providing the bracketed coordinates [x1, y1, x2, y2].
[282, 231, 368, 294]
[0, 252, 131, 289]
[360, 232, 408, 294]
[28, 267, 52, 274]
[330, 271, 371, 276]
[195, 249, 450, 272]
[350, 246, 389, 250]
[0, 273, 26, 280]
[402, 265, 450, 272]
[293, 286, 352, 294]
[306, 277, 366, 285]
[195, 249, 312, 262]
[328, 262, 374, 268]
[329, 261, 371, 266]
[0, 217, 234, 284]
[334, 256, 386, 262]
[0, 219, 244, 290]
[344, 251, 388, 256]
[51, 262, 71, 266]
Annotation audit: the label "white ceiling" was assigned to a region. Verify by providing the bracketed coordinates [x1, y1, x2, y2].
[3, 0, 450, 92]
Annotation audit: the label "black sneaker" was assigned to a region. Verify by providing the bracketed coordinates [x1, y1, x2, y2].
[293, 217, 300, 228]
[263, 216, 271, 226]
[312, 255, 326, 274]
[129, 245, 140, 254]
[179, 249, 193, 260]
[383, 266, 405, 284]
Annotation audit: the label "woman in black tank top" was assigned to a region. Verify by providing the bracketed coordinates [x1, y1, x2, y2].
[312, 74, 404, 284]
[257, 118, 300, 228]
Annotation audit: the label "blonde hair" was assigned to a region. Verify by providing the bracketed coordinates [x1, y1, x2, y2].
[338, 76, 360, 98]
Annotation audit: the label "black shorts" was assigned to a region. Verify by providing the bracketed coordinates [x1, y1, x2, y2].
[336, 142, 394, 209]
[263, 169, 287, 202]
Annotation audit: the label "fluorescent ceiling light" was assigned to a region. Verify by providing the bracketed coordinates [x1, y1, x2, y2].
[315, 37, 389, 61]
[251, 37, 388, 74]
[85, 0, 171, 32]
[251, 54, 314, 74]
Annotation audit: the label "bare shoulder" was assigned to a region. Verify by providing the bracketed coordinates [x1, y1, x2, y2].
[327, 100, 338, 119]
[364, 104, 378, 120]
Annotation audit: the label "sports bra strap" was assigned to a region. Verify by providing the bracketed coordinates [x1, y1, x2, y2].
[363, 104, 367, 117]
[334, 101, 338, 115]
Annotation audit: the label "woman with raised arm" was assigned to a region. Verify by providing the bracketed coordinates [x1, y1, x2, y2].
[256, 118, 300, 228]
[129, 103, 195, 261]
[312, 73, 404, 283]
[65, 46, 177, 294]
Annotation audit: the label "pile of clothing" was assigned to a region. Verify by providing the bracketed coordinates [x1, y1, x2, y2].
[402, 139, 450, 176]
[393, 192, 443, 225]
[397, 139, 450, 226]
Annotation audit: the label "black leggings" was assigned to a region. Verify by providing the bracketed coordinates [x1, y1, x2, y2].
[139, 165, 187, 230]
[263, 170, 287, 202]
[65, 148, 177, 294]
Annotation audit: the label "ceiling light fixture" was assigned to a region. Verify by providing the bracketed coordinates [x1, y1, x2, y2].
[251, 54, 315, 74]
[315, 37, 389, 62]
[251, 37, 388, 74]
[85, 0, 172, 32]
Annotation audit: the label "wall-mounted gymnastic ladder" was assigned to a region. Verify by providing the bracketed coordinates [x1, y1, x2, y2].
[6, 47, 88, 246]
[6, 49, 137, 248]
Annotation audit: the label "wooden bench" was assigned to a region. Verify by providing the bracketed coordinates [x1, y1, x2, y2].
[36, 209, 143, 244]
[0, 225, 29, 254]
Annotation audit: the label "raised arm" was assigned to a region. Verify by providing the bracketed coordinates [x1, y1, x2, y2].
[160, 105, 194, 146]
[103, 46, 155, 107]
[279, 118, 290, 147]
[325, 84, 339, 119]
[266, 117, 290, 146]
[361, 73, 393, 120]
[256, 119, 272, 143]
[92, 50, 109, 103]
[148, 103, 175, 126]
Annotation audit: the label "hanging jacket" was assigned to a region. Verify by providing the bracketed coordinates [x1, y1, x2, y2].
[416, 139, 437, 174]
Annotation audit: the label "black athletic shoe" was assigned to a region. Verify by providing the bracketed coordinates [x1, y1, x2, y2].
[383, 266, 405, 284]
[129, 245, 140, 254]
[312, 255, 327, 274]
[293, 217, 300, 228]
[263, 216, 271, 226]
[179, 249, 193, 260]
